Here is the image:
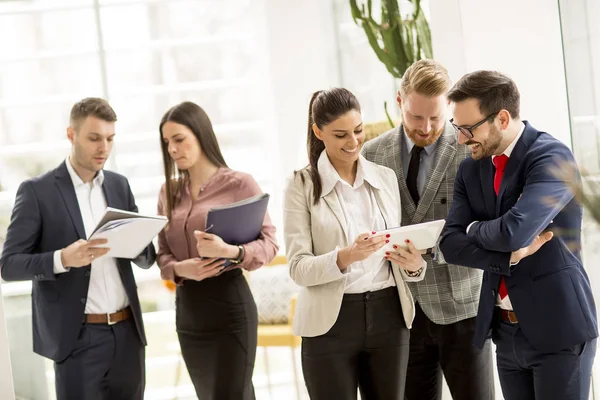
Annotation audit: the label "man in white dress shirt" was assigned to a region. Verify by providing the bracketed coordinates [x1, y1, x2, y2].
[0, 98, 156, 400]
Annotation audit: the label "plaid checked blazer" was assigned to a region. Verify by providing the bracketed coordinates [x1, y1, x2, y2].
[362, 123, 482, 325]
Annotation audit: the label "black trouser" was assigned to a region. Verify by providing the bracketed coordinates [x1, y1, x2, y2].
[405, 303, 494, 400]
[493, 316, 597, 400]
[176, 269, 257, 400]
[301, 286, 410, 400]
[54, 317, 144, 400]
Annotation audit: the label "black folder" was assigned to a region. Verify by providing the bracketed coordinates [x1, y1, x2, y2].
[204, 193, 270, 266]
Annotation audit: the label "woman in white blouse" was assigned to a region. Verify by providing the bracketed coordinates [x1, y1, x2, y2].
[283, 88, 427, 399]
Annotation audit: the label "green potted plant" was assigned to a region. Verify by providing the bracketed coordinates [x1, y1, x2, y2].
[350, 0, 433, 137]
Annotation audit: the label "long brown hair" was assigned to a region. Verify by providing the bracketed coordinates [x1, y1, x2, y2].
[299, 88, 361, 204]
[159, 101, 228, 218]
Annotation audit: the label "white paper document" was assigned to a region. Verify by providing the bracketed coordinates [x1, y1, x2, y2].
[372, 219, 446, 256]
[88, 207, 168, 259]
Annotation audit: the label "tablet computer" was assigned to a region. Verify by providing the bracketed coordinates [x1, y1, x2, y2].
[372, 219, 446, 256]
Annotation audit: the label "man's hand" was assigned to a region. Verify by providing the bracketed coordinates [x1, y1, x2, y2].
[173, 257, 227, 281]
[386, 240, 425, 272]
[510, 231, 554, 264]
[61, 239, 110, 268]
[194, 231, 238, 259]
[337, 232, 388, 270]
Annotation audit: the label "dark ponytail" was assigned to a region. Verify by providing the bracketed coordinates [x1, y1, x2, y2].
[297, 88, 361, 204]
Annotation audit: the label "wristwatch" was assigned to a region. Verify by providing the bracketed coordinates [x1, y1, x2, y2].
[230, 245, 245, 265]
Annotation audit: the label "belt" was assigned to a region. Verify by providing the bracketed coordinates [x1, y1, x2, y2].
[84, 306, 132, 325]
[498, 308, 518, 324]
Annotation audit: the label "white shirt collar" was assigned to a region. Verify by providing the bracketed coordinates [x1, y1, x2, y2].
[65, 157, 105, 188]
[492, 122, 525, 162]
[317, 150, 382, 197]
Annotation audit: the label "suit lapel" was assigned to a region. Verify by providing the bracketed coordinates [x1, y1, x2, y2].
[55, 162, 86, 239]
[322, 190, 350, 246]
[101, 174, 118, 209]
[480, 161, 497, 218]
[412, 126, 457, 224]
[386, 126, 417, 218]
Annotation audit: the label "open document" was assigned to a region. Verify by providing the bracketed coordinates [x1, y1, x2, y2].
[372, 219, 446, 256]
[88, 207, 168, 259]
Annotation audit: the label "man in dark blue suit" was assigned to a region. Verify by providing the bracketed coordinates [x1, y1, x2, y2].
[440, 71, 597, 400]
[0, 98, 156, 400]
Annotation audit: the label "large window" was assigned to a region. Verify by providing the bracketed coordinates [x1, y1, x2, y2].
[559, 0, 600, 397]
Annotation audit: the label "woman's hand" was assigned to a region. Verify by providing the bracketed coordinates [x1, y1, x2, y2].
[173, 257, 227, 281]
[194, 231, 239, 259]
[386, 239, 425, 272]
[337, 232, 389, 270]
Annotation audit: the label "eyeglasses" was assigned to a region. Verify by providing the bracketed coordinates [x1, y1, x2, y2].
[450, 112, 499, 139]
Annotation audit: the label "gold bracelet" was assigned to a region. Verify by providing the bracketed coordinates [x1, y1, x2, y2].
[404, 267, 423, 277]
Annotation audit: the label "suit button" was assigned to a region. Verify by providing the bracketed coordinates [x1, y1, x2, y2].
[85, 271, 91, 277]
[492, 290, 496, 297]
[39, 274, 44, 279]
[440, 198, 447, 205]
[80, 297, 86, 304]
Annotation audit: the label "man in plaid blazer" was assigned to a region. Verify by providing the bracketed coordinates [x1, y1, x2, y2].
[362, 60, 493, 400]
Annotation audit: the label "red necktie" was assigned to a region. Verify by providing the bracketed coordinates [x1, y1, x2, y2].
[493, 154, 509, 299]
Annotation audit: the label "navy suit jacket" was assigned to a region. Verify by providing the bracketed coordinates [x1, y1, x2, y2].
[440, 122, 597, 353]
[0, 161, 156, 362]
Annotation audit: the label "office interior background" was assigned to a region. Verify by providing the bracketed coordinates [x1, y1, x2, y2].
[0, 0, 599, 399]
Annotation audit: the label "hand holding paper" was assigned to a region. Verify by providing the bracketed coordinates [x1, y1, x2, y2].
[88, 207, 168, 259]
[61, 238, 110, 268]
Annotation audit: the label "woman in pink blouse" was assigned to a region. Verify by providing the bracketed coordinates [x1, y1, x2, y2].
[156, 101, 278, 400]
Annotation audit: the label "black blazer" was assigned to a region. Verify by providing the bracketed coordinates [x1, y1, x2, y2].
[0, 161, 156, 362]
[440, 122, 597, 353]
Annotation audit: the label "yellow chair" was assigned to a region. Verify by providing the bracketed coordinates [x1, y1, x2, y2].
[256, 255, 302, 399]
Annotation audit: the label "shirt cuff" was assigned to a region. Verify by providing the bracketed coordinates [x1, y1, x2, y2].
[53, 250, 69, 274]
[466, 221, 478, 234]
[332, 246, 351, 275]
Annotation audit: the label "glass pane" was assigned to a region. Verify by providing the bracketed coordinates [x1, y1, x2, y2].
[99, 0, 254, 49]
[0, 102, 75, 146]
[0, 0, 92, 13]
[108, 86, 264, 135]
[558, 0, 600, 396]
[104, 40, 257, 93]
[332, 0, 397, 123]
[1, 54, 103, 102]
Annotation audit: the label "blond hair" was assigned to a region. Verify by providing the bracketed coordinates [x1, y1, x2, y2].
[399, 59, 451, 98]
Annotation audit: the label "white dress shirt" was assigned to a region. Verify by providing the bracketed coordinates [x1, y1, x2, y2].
[318, 152, 396, 294]
[53, 158, 129, 314]
[490, 123, 525, 310]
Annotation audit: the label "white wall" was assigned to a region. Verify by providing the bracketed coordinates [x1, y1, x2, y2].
[429, 0, 572, 147]
[0, 285, 15, 400]
[263, 0, 342, 176]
